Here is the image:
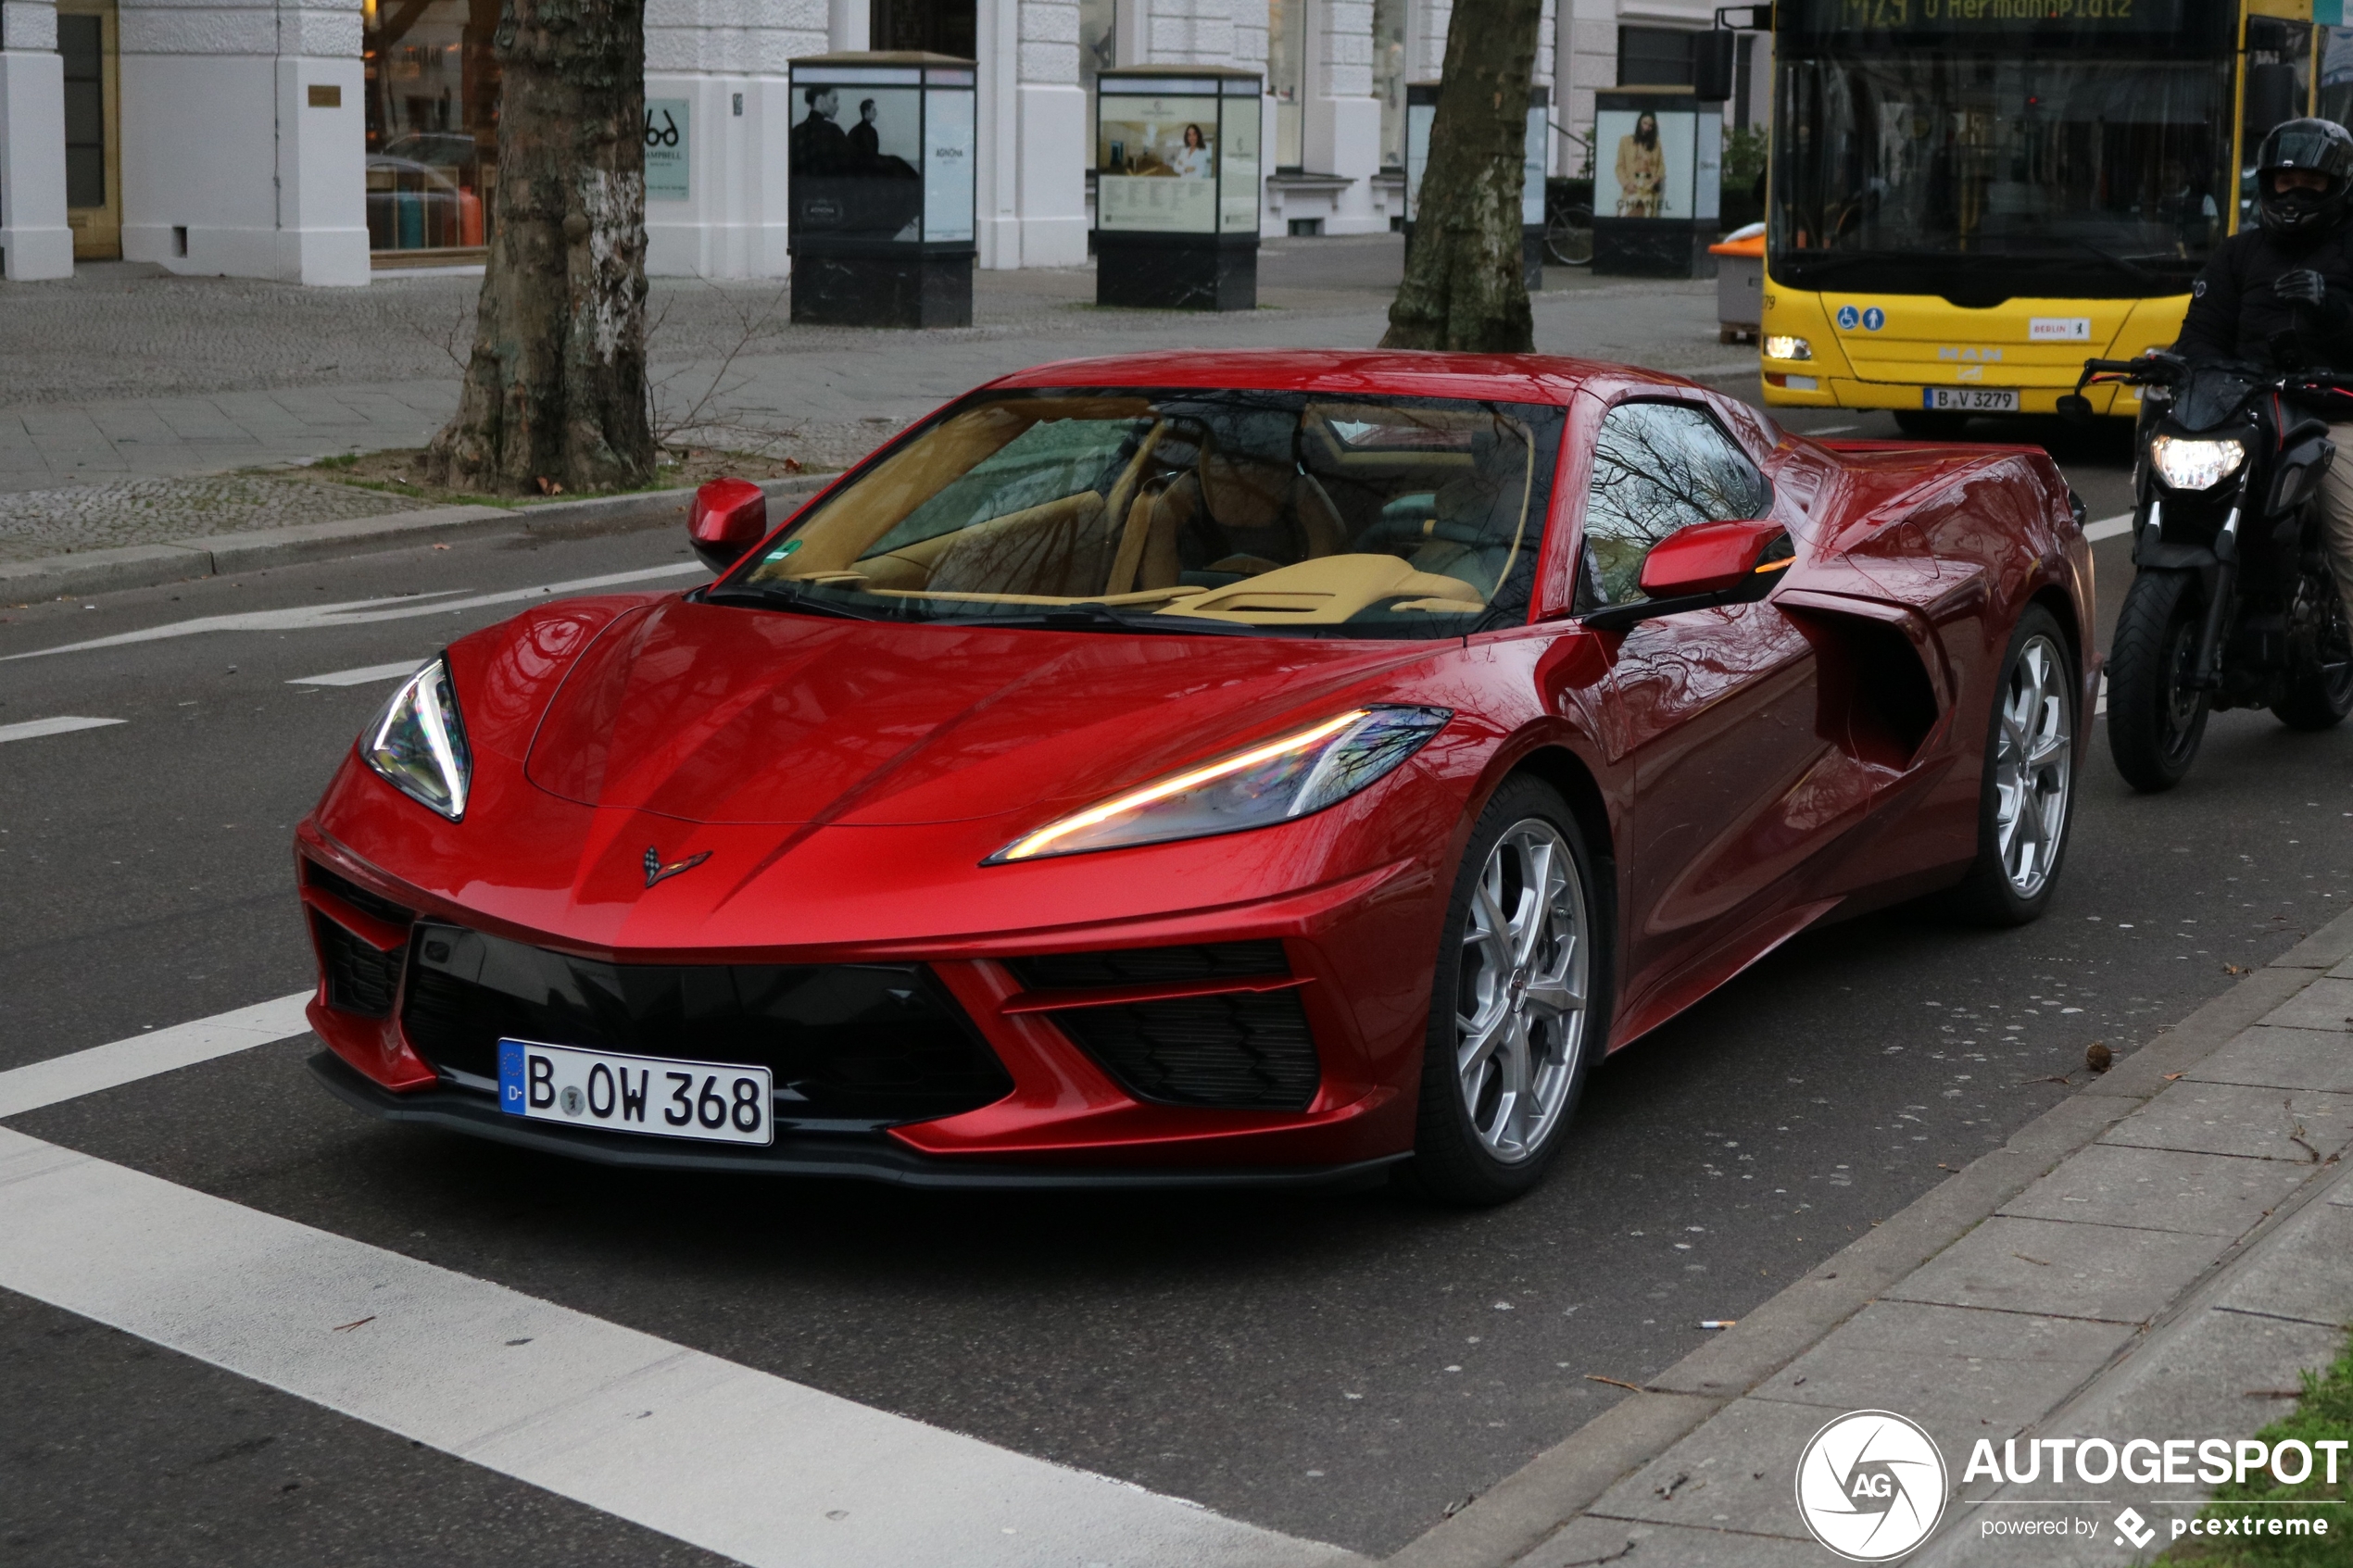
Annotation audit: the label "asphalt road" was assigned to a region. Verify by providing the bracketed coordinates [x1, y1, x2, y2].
[4, 410, 2349, 1564]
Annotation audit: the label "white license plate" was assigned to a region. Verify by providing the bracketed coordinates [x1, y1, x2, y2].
[1923, 387, 2020, 412]
[496, 1039, 774, 1146]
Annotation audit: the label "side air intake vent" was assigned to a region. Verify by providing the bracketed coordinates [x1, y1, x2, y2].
[1051, 990, 1319, 1110]
[312, 910, 403, 1017]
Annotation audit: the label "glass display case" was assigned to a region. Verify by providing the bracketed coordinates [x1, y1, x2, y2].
[1403, 82, 1548, 291]
[1093, 66, 1263, 309]
[1592, 88, 1721, 278]
[787, 52, 978, 327]
[362, 0, 499, 261]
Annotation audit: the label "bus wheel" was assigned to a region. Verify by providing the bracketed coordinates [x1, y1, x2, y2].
[1894, 409, 1970, 439]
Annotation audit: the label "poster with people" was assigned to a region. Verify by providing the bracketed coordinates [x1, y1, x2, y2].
[1097, 94, 1220, 232]
[792, 82, 925, 240]
[1594, 104, 1696, 220]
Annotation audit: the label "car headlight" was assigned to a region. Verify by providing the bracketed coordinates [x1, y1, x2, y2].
[988, 706, 1451, 864]
[1763, 335, 1813, 362]
[2148, 434, 2246, 492]
[363, 656, 472, 820]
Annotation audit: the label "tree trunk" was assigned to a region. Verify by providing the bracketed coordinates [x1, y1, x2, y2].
[1379, 0, 1544, 353]
[426, 0, 654, 495]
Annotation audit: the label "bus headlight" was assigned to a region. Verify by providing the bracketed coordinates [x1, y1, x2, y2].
[2149, 435, 2246, 492]
[1763, 335, 1813, 362]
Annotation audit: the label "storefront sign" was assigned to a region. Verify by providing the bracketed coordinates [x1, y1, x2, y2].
[646, 98, 690, 202]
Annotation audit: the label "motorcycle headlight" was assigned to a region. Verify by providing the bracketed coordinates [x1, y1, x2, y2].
[988, 706, 1451, 864]
[363, 656, 472, 821]
[2148, 434, 2246, 492]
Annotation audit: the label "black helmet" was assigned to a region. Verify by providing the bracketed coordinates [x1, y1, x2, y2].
[2257, 118, 2353, 240]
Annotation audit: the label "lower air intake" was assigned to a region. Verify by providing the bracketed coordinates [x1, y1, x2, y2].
[1051, 990, 1319, 1110]
[312, 910, 402, 1017]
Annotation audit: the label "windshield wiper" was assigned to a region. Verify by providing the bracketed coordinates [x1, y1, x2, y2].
[960, 602, 1261, 636]
[700, 583, 897, 621]
[2058, 239, 2158, 285]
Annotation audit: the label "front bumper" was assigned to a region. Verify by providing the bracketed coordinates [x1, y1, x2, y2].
[308, 1050, 1406, 1189]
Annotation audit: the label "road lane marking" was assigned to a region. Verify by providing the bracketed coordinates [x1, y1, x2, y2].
[289, 659, 427, 687]
[2084, 513, 2133, 542]
[6, 561, 709, 662]
[0, 993, 314, 1118]
[0, 1130, 1357, 1568]
[0, 715, 126, 745]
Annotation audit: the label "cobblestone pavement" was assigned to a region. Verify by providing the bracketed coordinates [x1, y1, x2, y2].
[0, 473, 441, 564]
[0, 240, 1733, 546]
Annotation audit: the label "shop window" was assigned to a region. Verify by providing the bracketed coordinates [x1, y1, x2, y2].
[363, 0, 499, 256]
[1372, 0, 1404, 169]
[1617, 26, 1693, 88]
[1269, 0, 1303, 169]
[871, 0, 975, 57]
[1080, 0, 1115, 138]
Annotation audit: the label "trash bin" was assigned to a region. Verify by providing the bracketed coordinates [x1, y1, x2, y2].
[1094, 66, 1264, 310]
[787, 53, 978, 329]
[1709, 221, 1765, 344]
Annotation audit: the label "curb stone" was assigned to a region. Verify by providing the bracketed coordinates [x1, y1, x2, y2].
[1382, 903, 2353, 1568]
[0, 475, 830, 605]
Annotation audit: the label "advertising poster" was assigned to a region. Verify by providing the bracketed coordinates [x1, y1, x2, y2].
[645, 98, 689, 202]
[924, 87, 975, 243]
[1217, 96, 1260, 233]
[1594, 106, 1694, 220]
[1098, 94, 1220, 232]
[792, 82, 924, 240]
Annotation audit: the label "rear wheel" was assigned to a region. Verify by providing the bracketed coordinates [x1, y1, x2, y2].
[2108, 569, 2209, 792]
[2273, 562, 2353, 731]
[1945, 607, 2077, 925]
[1407, 777, 1605, 1206]
[1543, 204, 1594, 267]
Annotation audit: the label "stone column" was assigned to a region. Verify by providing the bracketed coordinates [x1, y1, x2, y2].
[644, 0, 822, 279]
[1013, 0, 1085, 264]
[0, 0, 72, 279]
[1303, 0, 1376, 231]
[119, 0, 367, 283]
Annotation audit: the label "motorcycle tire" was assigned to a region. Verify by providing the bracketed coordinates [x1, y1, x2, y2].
[2271, 565, 2353, 731]
[2107, 569, 2209, 793]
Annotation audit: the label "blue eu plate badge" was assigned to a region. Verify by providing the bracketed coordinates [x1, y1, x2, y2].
[498, 1041, 527, 1111]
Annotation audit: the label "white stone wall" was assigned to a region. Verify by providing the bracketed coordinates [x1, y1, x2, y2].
[643, 0, 822, 277]
[1016, 0, 1085, 262]
[1, 0, 73, 279]
[119, 0, 369, 283]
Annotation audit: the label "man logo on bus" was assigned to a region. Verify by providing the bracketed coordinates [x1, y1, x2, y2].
[1837, 304, 1861, 330]
[1862, 307, 1886, 331]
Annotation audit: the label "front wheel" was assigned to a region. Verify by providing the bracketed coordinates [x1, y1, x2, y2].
[2273, 562, 2353, 731]
[1543, 204, 1594, 267]
[2108, 569, 2209, 792]
[1944, 607, 2078, 925]
[1407, 777, 1606, 1206]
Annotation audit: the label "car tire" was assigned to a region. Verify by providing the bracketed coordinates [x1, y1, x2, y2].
[1406, 776, 1609, 1206]
[1944, 606, 2078, 927]
[2107, 569, 2209, 792]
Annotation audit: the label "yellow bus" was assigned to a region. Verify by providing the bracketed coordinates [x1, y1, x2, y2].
[1760, 0, 2352, 434]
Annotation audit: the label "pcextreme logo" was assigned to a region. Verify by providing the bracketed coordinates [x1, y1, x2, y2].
[1795, 1411, 1948, 1562]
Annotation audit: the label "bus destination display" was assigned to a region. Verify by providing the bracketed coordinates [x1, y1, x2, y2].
[1795, 0, 2183, 32]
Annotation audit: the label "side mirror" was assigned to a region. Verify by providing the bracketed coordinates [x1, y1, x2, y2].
[689, 478, 767, 573]
[2056, 394, 2094, 425]
[1587, 518, 1793, 631]
[1638, 517, 1792, 598]
[1692, 31, 1738, 103]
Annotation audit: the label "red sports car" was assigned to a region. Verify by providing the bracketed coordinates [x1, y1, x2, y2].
[297, 351, 2094, 1202]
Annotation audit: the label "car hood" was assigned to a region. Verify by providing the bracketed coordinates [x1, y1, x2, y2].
[514, 596, 1438, 827]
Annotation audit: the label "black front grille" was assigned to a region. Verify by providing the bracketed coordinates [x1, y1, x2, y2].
[304, 859, 416, 928]
[1051, 990, 1319, 1110]
[398, 923, 1013, 1125]
[313, 910, 403, 1017]
[1007, 940, 1290, 991]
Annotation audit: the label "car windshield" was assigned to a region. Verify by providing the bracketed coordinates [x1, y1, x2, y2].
[715, 387, 1567, 638]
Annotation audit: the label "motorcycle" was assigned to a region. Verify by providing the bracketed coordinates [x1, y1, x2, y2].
[2062, 353, 2353, 791]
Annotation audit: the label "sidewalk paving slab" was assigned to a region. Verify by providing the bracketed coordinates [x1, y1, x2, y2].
[1520, 1518, 1832, 1568]
[1883, 1215, 2232, 1324]
[1995, 1142, 2313, 1237]
[2207, 1198, 2353, 1328]
[2261, 975, 2353, 1030]
[2095, 1080, 2353, 1165]
[2185, 1024, 2353, 1093]
[1748, 1300, 2136, 1431]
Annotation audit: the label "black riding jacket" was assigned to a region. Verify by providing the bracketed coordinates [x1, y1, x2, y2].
[2175, 222, 2353, 368]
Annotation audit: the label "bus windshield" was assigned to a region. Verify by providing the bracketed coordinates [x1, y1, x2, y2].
[1770, 53, 2234, 305]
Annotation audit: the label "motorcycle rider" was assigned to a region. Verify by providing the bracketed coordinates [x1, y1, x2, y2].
[2174, 118, 2353, 626]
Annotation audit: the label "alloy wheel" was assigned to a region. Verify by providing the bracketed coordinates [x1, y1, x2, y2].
[1454, 819, 1589, 1163]
[1993, 633, 2072, 898]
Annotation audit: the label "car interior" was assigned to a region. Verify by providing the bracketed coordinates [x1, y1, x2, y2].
[740, 391, 1557, 630]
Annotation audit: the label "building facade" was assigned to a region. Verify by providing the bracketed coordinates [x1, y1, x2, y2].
[0, 0, 1759, 282]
